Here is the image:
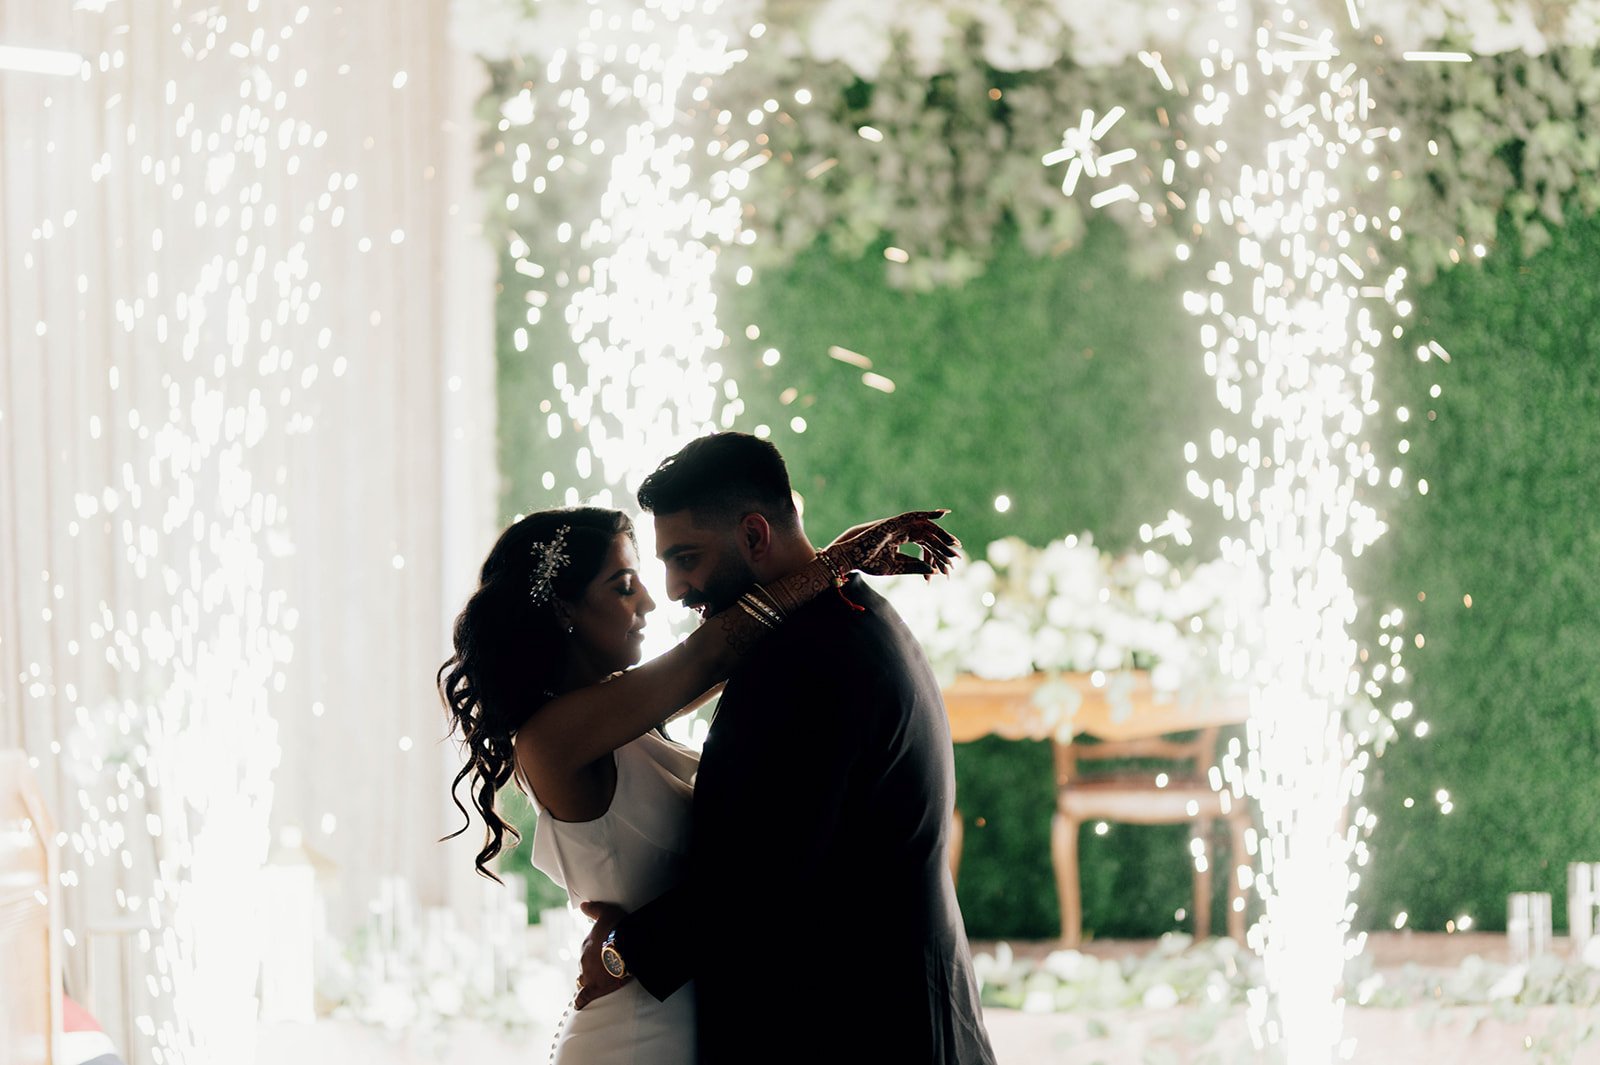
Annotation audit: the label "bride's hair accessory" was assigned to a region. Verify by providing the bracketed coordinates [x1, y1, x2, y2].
[528, 525, 572, 606]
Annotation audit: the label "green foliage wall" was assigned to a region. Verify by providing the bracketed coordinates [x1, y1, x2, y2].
[719, 221, 1222, 556]
[1356, 209, 1600, 934]
[496, 213, 1600, 940]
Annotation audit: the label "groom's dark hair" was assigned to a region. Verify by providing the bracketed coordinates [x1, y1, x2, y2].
[637, 431, 800, 530]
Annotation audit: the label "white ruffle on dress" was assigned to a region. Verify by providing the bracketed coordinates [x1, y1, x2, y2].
[532, 730, 699, 1065]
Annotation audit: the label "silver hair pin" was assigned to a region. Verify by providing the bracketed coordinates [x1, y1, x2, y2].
[528, 525, 572, 606]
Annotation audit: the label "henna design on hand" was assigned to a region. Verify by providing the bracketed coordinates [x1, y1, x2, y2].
[711, 510, 961, 649]
[823, 509, 961, 580]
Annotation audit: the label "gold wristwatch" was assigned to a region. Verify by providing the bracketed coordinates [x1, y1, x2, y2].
[600, 928, 627, 979]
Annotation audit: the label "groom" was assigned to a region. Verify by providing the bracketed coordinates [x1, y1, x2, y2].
[575, 432, 996, 1064]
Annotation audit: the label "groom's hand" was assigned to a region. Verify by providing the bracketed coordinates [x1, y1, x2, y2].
[574, 900, 630, 1009]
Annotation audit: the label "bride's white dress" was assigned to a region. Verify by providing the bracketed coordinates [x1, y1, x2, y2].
[532, 730, 699, 1065]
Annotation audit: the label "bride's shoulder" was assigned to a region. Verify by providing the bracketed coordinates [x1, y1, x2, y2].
[626, 729, 700, 788]
[638, 727, 699, 757]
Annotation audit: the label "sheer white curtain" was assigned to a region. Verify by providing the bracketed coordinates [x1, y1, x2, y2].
[0, 1, 495, 1059]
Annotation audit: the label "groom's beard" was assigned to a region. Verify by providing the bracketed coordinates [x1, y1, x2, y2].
[685, 554, 758, 619]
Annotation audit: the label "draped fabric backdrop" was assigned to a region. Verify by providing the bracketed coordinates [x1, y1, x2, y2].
[0, 1, 495, 1060]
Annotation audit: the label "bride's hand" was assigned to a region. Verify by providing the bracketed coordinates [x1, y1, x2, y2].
[823, 510, 960, 580]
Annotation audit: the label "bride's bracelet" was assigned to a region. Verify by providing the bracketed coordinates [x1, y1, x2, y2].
[738, 589, 784, 629]
[737, 597, 778, 631]
[817, 550, 847, 588]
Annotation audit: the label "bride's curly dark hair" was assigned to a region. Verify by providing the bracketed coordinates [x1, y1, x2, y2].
[439, 506, 635, 881]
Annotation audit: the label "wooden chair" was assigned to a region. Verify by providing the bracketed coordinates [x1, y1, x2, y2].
[1051, 727, 1249, 946]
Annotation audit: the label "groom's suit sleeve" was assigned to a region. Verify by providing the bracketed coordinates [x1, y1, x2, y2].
[613, 883, 695, 1001]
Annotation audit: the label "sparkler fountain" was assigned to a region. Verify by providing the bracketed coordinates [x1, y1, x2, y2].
[492, 0, 760, 520]
[1180, 2, 1408, 1060]
[483, 0, 769, 685]
[10, 3, 428, 1061]
[1046, 23, 1417, 1052]
[562, 3, 756, 500]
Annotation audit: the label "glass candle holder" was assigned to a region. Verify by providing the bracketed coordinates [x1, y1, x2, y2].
[1508, 891, 1552, 965]
[1568, 862, 1600, 957]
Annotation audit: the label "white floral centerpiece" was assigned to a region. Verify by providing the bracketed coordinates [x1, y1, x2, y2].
[880, 533, 1262, 693]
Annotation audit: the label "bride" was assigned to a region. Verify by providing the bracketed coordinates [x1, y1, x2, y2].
[439, 504, 955, 1064]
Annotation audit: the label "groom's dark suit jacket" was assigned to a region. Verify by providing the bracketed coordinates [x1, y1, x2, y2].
[618, 575, 996, 1064]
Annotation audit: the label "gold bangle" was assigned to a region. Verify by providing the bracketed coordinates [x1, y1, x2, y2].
[742, 588, 785, 624]
[737, 598, 777, 630]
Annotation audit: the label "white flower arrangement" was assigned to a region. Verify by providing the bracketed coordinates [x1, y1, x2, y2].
[880, 533, 1262, 691]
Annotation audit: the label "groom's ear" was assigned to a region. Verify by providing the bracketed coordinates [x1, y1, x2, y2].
[736, 512, 773, 562]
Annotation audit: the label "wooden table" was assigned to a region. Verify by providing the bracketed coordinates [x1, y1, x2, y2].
[944, 672, 1250, 745]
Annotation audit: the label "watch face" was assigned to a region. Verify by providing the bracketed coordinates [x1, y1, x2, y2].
[602, 944, 626, 979]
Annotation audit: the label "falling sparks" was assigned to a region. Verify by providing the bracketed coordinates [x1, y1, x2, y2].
[828, 345, 873, 369]
[1175, 2, 1413, 1060]
[1141, 509, 1195, 547]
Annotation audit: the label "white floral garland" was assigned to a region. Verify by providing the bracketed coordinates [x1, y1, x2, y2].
[453, 0, 1600, 71]
[789, 0, 1600, 77]
[461, 0, 1600, 301]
